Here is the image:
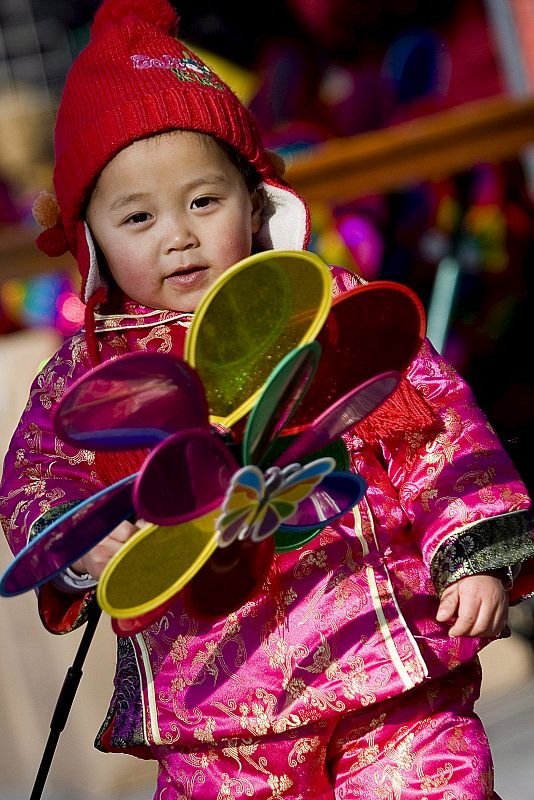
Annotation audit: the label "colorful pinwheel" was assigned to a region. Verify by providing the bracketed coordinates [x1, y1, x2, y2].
[0, 250, 426, 630]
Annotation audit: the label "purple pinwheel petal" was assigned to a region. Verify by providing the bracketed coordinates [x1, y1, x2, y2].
[134, 428, 239, 526]
[54, 352, 209, 450]
[278, 372, 399, 465]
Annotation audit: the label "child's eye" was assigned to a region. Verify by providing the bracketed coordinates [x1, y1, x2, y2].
[191, 195, 216, 210]
[125, 212, 151, 225]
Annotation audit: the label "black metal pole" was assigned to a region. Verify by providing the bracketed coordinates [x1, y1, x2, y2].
[29, 604, 102, 800]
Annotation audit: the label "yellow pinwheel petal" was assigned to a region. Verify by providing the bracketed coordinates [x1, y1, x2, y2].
[185, 250, 332, 428]
[97, 509, 220, 619]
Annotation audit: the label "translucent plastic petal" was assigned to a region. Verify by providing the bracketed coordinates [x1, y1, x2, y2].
[97, 511, 221, 619]
[185, 535, 275, 618]
[243, 343, 320, 467]
[0, 474, 135, 596]
[287, 281, 425, 430]
[277, 471, 366, 532]
[185, 250, 332, 427]
[111, 594, 176, 636]
[54, 352, 209, 450]
[134, 428, 239, 526]
[278, 372, 400, 465]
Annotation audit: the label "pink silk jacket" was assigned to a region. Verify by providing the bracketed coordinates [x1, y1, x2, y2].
[1, 267, 532, 758]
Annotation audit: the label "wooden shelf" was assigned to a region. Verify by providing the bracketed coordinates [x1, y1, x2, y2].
[286, 94, 534, 203]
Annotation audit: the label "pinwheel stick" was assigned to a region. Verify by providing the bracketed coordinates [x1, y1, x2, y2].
[29, 605, 102, 800]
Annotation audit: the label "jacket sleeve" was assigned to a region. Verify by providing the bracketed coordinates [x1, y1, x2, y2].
[378, 338, 533, 598]
[0, 334, 105, 633]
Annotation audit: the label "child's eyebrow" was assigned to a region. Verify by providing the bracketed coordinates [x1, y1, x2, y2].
[182, 173, 229, 191]
[110, 192, 149, 212]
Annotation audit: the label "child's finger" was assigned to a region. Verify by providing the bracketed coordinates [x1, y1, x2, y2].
[455, 595, 508, 638]
[72, 521, 139, 577]
[448, 594, 508, 637]
[436, 584, 459, 622]
[448, 600, 481, 636]
[108, 520, 140, 543]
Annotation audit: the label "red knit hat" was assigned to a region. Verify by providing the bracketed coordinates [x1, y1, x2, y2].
[33, 0, 309, 318]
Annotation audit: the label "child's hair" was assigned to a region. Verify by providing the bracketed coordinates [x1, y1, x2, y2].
[32, 0, 309, 363]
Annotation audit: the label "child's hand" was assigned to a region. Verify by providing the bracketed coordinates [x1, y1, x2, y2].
[436, 573, 509, 638]
[70, 520, 140, 579]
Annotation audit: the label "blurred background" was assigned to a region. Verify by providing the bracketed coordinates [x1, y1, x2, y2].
[1, 0, 534, 797]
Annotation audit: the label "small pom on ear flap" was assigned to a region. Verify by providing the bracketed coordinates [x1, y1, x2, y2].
[33, 192, 69, 257]
[266, 150, 286, 179]
[91, 0, 178, 39]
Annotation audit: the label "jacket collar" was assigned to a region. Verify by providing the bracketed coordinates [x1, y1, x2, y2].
[93, 299, 193, 333]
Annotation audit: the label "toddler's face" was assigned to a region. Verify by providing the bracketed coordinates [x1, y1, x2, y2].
[86, 130, 263, 312]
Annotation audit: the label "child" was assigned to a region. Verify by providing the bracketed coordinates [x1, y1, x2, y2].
[1, 1, 533, 797]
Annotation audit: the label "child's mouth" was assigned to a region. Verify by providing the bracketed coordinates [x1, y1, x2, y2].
[166, 266, 208, 287]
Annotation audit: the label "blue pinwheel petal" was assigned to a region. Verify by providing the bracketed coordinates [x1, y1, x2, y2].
[277, 471, 366, 532]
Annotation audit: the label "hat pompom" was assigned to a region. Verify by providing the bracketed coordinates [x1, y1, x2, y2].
[91, 0, 178, 40]
[33, 190, 69, 256]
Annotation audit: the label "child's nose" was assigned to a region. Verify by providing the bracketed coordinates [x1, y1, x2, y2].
[164, 220, 198, 252]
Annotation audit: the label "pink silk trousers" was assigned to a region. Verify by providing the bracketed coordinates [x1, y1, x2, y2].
[151, 659, 501, 799]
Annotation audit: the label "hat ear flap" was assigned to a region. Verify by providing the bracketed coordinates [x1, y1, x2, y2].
[78, 221, 106, 303]
[74, 221, 107, 365]
[256, 182, 310, 251]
